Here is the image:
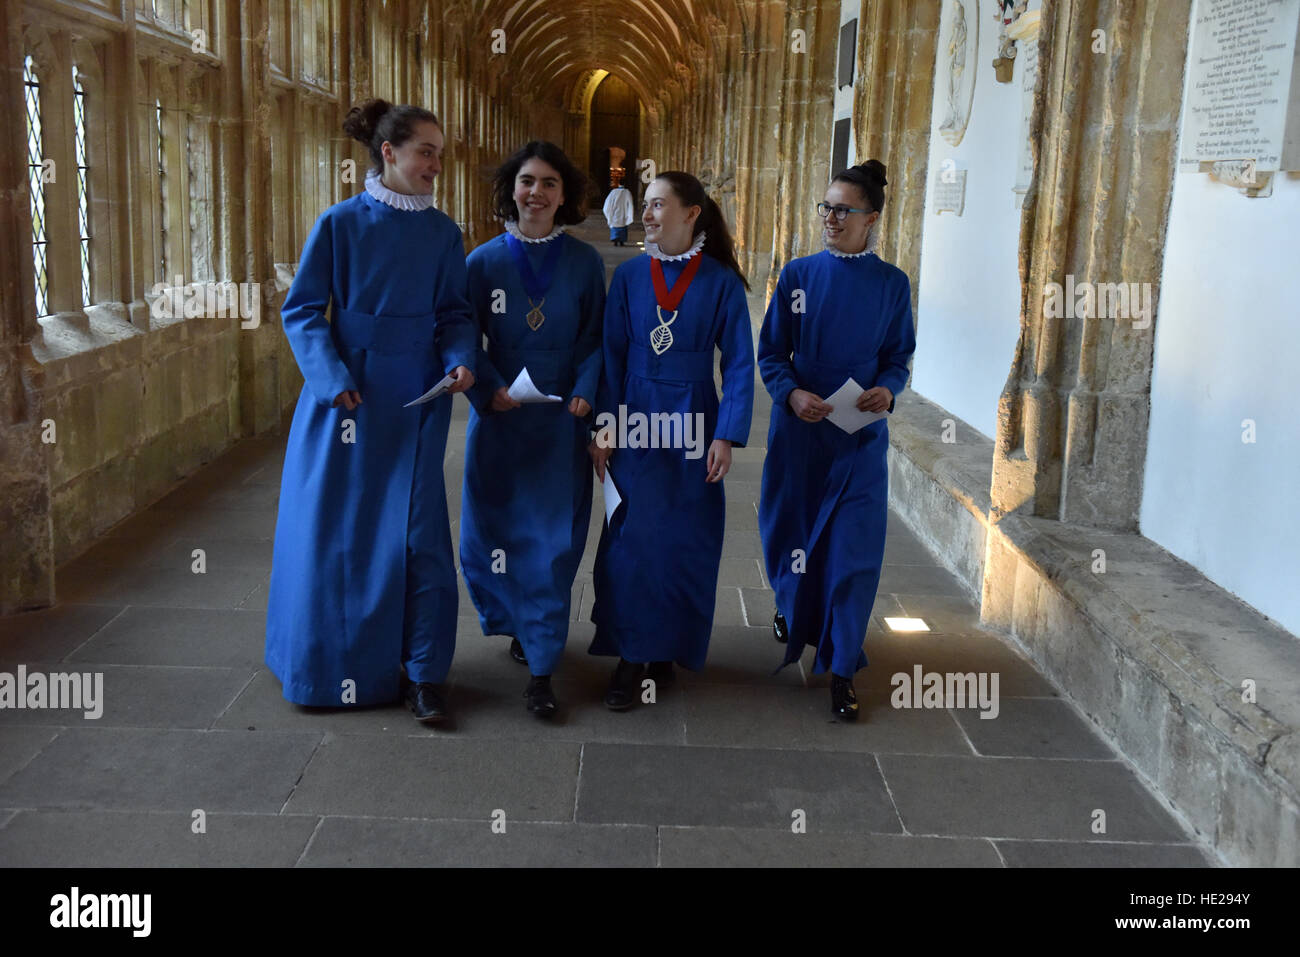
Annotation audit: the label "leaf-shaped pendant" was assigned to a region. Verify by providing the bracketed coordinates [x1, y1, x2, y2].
[651, 307, 676, 355]
[651, 323, 674, 355]
[526, 300, 545, 331]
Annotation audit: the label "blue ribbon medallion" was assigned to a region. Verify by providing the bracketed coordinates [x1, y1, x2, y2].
[504, 232, 566, 331]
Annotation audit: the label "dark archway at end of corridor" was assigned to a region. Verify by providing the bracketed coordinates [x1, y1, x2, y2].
[588, 73, 641, 210]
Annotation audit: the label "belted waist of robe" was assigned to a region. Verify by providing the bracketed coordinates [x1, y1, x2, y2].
[332, 307, 437, 356]
[490, 346, 575, 395]
[792, 351, 878, 395]
[628, 342, 714, 382]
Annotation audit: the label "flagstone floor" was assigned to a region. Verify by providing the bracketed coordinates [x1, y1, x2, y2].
[0, 218, 1215, 867]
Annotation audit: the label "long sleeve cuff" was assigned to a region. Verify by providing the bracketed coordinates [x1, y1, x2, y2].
[876, 372, 909, 412]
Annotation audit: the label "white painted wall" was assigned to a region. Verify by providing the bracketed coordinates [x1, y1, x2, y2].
[1141, 153, 1300, 634]
[901, 1, 1297, 634]
[911, 1, 1034, 441]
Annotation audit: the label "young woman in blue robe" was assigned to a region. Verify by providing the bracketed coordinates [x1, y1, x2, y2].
[589, 171, 756, 710]
[757, 160, 916, 720]
[265, 100, 477, 724]
[460, 141, 606, 718]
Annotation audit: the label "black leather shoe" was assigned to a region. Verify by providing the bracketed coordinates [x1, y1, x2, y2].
[773, 612, 789, 644]
[406, 682, 449, 724]
[646, 660, 675, 686]
[830, 675, 859, 722]
[524, 675, 557, 718]
[604, 658, 644, 711]
[509, 638, 528, 665]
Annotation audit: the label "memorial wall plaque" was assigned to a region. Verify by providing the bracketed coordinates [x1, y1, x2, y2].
[1179, 0, 1300, 171]
[934, 169, 968, 215]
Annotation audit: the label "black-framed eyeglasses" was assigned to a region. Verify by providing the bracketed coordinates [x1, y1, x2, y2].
[817, 202, 872, 221]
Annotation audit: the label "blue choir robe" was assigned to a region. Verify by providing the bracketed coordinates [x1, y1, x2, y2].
[589, 253, 755, 669]
[757, 250, 916, 677]
[459, 233, 606, 675]
[265, 191, 477, 706]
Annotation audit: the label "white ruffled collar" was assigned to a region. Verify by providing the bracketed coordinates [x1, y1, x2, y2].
[365, 169, 436, 211]
[825, 221, 880, 259]
[504, 219, 565, 244]
[646, 230, 706, 262]
[826, 245, 874, 259]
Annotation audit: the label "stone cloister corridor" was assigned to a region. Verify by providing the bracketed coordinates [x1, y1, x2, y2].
[1, 0, 1298, 878]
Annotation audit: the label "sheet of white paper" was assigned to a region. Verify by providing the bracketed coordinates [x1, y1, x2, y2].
[403, 373, 457, 408]
[602, 468, 623, 525]
[507, 367, 563, 404]
[823, 377, 888, 434]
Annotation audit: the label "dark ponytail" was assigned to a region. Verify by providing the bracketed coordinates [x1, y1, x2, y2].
[832, 159, 888, 213]
[342, 98, 441, 174]
[654, 171, 750, 291]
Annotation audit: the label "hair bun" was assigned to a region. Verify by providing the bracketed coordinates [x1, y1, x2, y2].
[860, 159, 888, 187]
[342, 98, 393, 144]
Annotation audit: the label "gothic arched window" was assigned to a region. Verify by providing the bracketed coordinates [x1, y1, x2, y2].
[24, 55, 48, 317]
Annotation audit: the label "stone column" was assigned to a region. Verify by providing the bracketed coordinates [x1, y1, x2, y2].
[108, 16, 144, 322]
[852, 0, 940, 323]
[782, 0, 838, 271]
[742, 0, 840, 297]
[991, 0, 1191, 530]
[453, 39, 471, 232]
[72, 37, 122, 307]
[430, 12, 451, 211]
[235, 0, 281, 435]
[563, 109, 584, 164]
[0, 10, 55, 612]
[702, 19, 739, 228]
[39, 31, 80, 319]
[734, 0, 787, 285]
[129, 34, 159, 327]
[732, 2, 763, 279]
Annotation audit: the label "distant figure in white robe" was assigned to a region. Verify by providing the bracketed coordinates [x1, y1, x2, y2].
[603, 185, 634, 246]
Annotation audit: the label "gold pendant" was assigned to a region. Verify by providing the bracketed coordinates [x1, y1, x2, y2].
[651, 305, 676, 355]
[526, 298, 545, 331]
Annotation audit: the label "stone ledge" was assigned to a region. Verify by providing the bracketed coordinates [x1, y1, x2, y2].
[984, 512, 1300, 867]
[28, 309, 250, 566]
[888, 389, 1300, 867]
[32, 305, 239, 387]
[886, 391, 993, 600]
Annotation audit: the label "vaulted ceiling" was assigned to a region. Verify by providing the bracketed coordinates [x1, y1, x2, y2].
[444, 0, 748, 116]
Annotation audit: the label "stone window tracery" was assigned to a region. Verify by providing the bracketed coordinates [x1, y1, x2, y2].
[156, 97, 168, 280]
[73, 65, 90, 306]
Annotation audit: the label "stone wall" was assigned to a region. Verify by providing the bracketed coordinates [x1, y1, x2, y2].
[0, 6, 52, 613]
[35, 308, 239, 563]
[1, 0, 554, 612]
[885, 0, 1300, 866]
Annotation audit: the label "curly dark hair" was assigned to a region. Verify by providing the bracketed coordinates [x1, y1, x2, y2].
[490, 141, 588, 226]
